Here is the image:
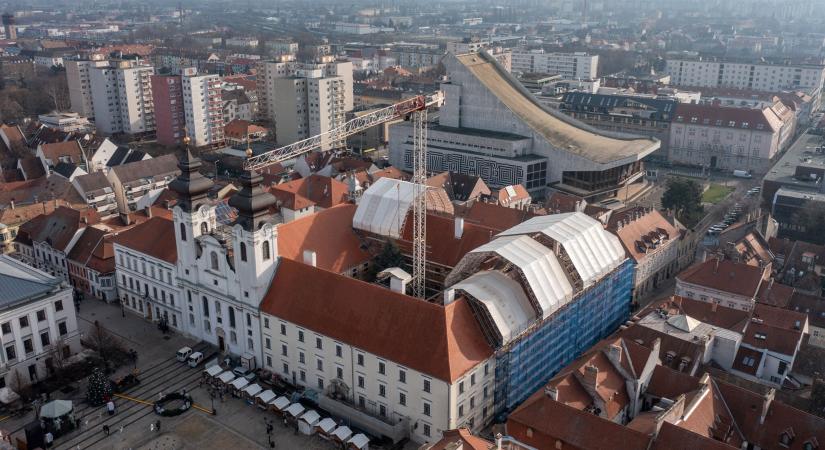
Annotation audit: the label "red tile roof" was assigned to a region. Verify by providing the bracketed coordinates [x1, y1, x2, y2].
[39, 141, 83, 164]
[17, 205, 99, 252]
[270, 175, 349, 210]
[428, 429, 492, 450]
[673, 103, 780, 132]
[756, 281, 794, 308]
[463, 201, 539, 232]
[223, 119, 267, 140]
[643, 296, 751, 332]
[608, 207, 678, 262]
[260, 258, 493, 382]
[276, 204, 373, 274]
[652, 422, 738, 450]
[677, 258, 766, 298]
[507, 390, 651, 450]
[110, 217, 177, 264]
[741, 320, 802, 356]
[646, 365, 704, 400]
[67, 226, 106, 265]
[731, 346, 763, 376]
[398, 212, 496, 268]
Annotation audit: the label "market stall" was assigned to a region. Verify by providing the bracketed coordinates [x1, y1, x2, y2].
[347, 433, 370, 450]
[254, 390, 276, 409]
[297, 409, 320, 435]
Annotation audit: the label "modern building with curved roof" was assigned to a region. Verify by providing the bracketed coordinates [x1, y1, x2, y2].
[389, 50, 659, 198]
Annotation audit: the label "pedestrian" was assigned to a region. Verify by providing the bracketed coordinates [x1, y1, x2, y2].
[155, 420, 161, 433]
[119, 425, 124, 434]
[103, 424, 110, 436]
[44, 431, 53, 448]
[107, 399, 115, 415]
[149, 423, 155, 433]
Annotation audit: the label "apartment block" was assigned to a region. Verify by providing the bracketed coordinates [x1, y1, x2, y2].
[511, 51, 598, 79]
[65, 55, 108, 118]
[151, 74, 186, 147]
[182, 70, 225, 148]
[665, 57, 825, 109]
[257, 56, 353, 149]
[89, 61, 156, 136]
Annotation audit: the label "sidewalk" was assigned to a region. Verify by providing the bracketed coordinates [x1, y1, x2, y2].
[76, 300, 199, 378]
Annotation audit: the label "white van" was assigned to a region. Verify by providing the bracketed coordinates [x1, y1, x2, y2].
[188, 351, 204, 368]
[176, 347, 192, 362]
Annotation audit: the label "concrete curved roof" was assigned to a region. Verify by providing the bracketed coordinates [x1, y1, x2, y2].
[453, 52, 659, 165]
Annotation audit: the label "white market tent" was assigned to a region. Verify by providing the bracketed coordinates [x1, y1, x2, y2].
[316, 418, 337, 434]
[204, 365, 223, 377]
[230, 377, 250, 391]
[285, 402, 305, 418]
[347, 433, 370, 450]
[332, 425, 353, 442]
[217, 371, 236, 384]
[269, 396, 290, 411]
[298, 409, 321, 435]
[242, 383, 262, 397]
[256, 390, 277, 404]
[40, 400, 73, 419]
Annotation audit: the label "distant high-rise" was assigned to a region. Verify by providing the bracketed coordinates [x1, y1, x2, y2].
[151, 73, 186, 147]
[182, 69, 224, 148]
[66, 55, 108, 118]
[2, 13, 16, 40]
[257, 55, 353, 149]
[90, 61, 156, 136]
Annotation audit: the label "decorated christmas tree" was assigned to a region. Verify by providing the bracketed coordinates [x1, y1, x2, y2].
[86, 367, 112, 406]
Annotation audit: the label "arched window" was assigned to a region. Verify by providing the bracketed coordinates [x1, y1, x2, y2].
[201, 222, 208, 235]
[210, 251, 219, 270]
[180, 223, 187, 241]
[240, 242, 247, 262]
[262, 241, 271, 260]
[229, 307, 236, 328]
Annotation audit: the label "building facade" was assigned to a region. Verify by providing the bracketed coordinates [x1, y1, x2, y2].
[66, 56, 108, 119]
[182, 70, 225, 148]
[151, 74, 186, 147]
[89, 61, 156, 136]
[511, 51, 598, 79]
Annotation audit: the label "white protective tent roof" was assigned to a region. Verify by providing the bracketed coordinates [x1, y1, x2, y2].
[453, 270, 538, 343]
[348, 433, 370, 449]
[217, 371, 236, 384]
[332, 425, 353, 441]
[316, 418, 337, 433]
[299, 409, 320, 426]
[243, 383, 262, 397]
[205, 365, 223, 377]
[256, 390, 277, 404]
[270, 396, 290, 410]
[285, 403, 305, 417]
[499, 212, 625, 287]
[230, 377, 250, 390]
[40, 400, 73, 419]
[353, 178, 423, 238]
[470, 234, 574, 318]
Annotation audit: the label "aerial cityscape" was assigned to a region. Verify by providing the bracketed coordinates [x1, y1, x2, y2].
[1, 0, 825, 449]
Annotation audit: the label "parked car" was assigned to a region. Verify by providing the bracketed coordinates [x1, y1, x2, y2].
[232, 366, 257, 382]
[176, 347, 192, 362]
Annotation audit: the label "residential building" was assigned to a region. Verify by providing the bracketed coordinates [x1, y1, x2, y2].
[511, 51, 598, 79]
[65, 55, 108, 118]
[36, 141, 84, 175]
[495, 185, 531, 209]
[607, 207, 682, 302]
[89, 60, 156, 136]
[389, 51, 659, 198]
[257, 56, 353, 149]
[668, 102, 791, 173]
[771, 188, 825, 245]
[151, 74, 186, 147]
[72, 172, 117, 219]
[675, 257, 770, 311]
[425, 172, 492, 207]
[788, 292, 825, 348]
[37, 113, 92, 133]
[106, 154, 179, 213]
[223, 120, 267, 147]
[0, 255, 80, 387]
[265, 40, 298, 55]
[269, 175, 349, 222]
[664, 57, 825, 109]
[182, 69, 225, 148]
[13, 206, 100, 283]
[221, 90, 255, 123]
[225, 37, 258, 48]
[772, 239, 825, 297]
[391, 45, 444, 69]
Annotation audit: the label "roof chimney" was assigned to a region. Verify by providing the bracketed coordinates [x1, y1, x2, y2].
[145, 206, 152, 218]
[583, 364, 599, 389]
[303, 249, 317, 267]
[544, 384, 558, 401]
[606, 343, 622, 367]
[495, 433, 503, 450]
[120, 211, 131, 226]
[760, 388, 775, 424]
[9, 200, 14, 209]
[378, 268, 412, 295]
[711, 301, 718, 312]
[454, 217, 464, 239]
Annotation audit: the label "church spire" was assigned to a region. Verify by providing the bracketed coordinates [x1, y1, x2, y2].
[168, 130, 214, 213]
[228, 155, 276, 232]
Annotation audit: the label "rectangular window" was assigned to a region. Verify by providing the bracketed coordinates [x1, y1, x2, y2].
[58, 322, 68, 336]
[471, 373, 476, 386]
[316, 359, 323, 371]
[399, 370, 406, 384]
[281, 345, 288, 357]
[423, 424, 431, 437]
[1, 323, 10, 335]
[315, 337, 322, 350]
[299, 370, 306, 382]
[23, 338, 33, 354]
[336, 367, 343, 379]
[357, 354, 364, 366]
[5, 345, 15, 361]
[459, 381, 465, 394]
[264, 318, 269, 329]
[298, 330, 304, 342]
[459, 405, 464, 418]
[378, 362, 385, 375]
[54, 300, 64, 312]
[423, 379, 431, 393]
[317, 378, 324, 390]
[357, 375, 365, 388]
[336, 345, 342, 357]
[399, 392, 406, 406]
[265, 338, 271, 350]
[283, 363, 289, 375]
[280, 324, 286, 335]
[423, 402, 431, 417]
[379, 384, 386, 397]
[19, 317, 28, 328]
[299, 352, 305, 364]
[40, 331, 50, 347]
